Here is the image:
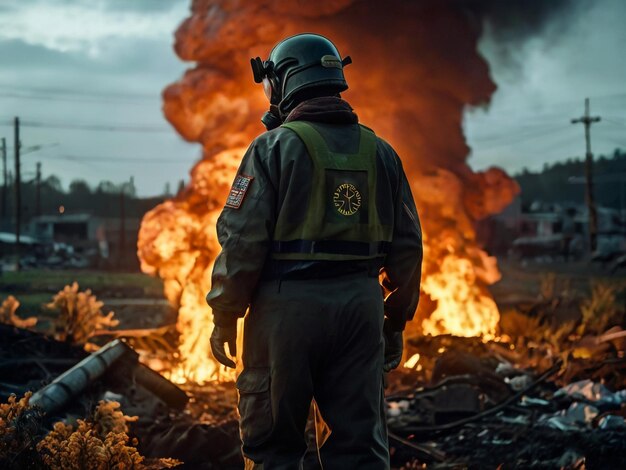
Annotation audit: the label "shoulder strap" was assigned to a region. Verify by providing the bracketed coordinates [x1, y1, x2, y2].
[281, 121, 377, 164]
[281, 121, 330, 166]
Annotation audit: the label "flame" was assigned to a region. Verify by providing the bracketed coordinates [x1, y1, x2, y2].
[403, 353, 421, 369]
[421, 254, 499, 338]
[137, 1, 520, 383]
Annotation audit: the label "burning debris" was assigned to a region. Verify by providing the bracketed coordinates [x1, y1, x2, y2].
[2, 273, 625, 468]
[382, 276, 626, 468]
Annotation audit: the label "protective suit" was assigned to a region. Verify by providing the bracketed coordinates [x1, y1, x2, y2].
[207, 34, 422, 469]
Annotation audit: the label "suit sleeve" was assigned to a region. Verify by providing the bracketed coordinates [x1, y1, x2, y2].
[206, 139, 276, 327]
[382, 156, 423, 331]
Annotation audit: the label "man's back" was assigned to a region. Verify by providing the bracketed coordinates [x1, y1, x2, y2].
[207, 33, 422, 468]
[208, 97, 422, 332]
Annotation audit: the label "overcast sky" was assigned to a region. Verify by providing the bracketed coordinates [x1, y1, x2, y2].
[0, 0, 624, 196]
[466, 0, 626, 173]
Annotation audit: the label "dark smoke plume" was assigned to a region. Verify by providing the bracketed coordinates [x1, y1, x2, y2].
[138, 0, 581, 365]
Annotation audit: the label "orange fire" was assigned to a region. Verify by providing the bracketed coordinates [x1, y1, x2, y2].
[137, 1, 519, 383]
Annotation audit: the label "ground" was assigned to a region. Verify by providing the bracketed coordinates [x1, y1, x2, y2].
[0, 269, 174, 330]
[4, 259, 623, 329]
[1, 259, 625, 469]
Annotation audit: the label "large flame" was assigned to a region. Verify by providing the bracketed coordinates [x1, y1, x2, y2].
[138, 0, 519, 383]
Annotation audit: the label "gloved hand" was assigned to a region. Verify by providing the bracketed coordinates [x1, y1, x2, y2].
[210, 323, 237, 369]
[383, 319, 403, 372]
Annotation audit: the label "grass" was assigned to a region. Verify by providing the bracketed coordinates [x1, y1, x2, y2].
[1, 269, 168, 324]
[0, 270, 161, 291]
[12, 293, 52, 314]
[1, 269, 164, 311]
[0, 269, 163, 297]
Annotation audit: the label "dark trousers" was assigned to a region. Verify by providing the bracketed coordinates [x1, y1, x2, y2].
[236, 273, 389, 469]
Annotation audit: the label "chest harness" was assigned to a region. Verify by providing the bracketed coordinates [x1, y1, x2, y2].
[271, 121, 392, 261]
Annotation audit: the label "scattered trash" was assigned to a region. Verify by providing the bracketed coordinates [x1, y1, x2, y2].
[0, 324, 241, 469]
[541, 403, 600, 431]
[555, 379, 626, 407]
[598, 415, 626, 429]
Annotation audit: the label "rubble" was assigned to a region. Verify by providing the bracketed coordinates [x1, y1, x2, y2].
[1, 272, 625, 468]
[385, 324, 626, 469]
[0, 324, 242, 469]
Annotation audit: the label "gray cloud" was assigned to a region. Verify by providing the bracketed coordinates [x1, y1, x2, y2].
[0, 0, 195, 196]
[465, 0, 626, 174]
[0, 0, 623, 195]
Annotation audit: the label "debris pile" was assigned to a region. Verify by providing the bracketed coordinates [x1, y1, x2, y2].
[0, 324, 241, 469]
[385, 283, 626, 469]
[1, 276, 625, 469]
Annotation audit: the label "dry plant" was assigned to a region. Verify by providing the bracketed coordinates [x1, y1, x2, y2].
[37, 401, 144, 470]
[37, 399, 182, 469]
[579, 281, 625, 334]
[45, 282, 119, 348]
[0, 295, 37, 329]
[0, 393, 181, 469]
[539, 272, 556, 301]
[0, 392, 45, 467]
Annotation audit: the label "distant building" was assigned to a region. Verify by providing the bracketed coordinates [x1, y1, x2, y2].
[483, 198, 625, 259]
[29, 213, 141, 268]
[30, 213, 101, 247]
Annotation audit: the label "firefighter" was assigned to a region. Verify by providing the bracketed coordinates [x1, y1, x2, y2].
[207, 33, 422, 469]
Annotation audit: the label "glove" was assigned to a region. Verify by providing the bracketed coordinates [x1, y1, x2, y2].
[210, 323, 237, 369]
[383, 319, 403, 372]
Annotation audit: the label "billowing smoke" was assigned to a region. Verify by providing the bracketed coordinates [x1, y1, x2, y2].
[138, 0, 578, 382]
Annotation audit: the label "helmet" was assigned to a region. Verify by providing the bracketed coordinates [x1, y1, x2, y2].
[251, 33, 352, 114]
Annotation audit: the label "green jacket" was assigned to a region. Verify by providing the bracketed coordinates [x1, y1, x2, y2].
[207, 98, 422, 331]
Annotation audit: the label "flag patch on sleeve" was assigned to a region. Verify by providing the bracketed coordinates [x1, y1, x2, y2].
[225, 174, 254, 209]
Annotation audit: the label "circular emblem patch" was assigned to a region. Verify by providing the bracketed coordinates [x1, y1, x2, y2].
[333, 183, 362, 216]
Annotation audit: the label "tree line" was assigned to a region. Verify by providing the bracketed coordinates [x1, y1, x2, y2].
[515, 148, 626, 211]
[0, 176, 172, 227]
[1, 148, 623, 229]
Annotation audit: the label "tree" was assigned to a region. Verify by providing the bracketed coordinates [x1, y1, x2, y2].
[69, 179, 91, 196]
[45, 175, 63, 192]
[96, 181, 118, 194]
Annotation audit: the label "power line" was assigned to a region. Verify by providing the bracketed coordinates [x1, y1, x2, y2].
[469, 122, 572, 144]
[0, 119, 171, 134]
[466, 92, 626, 117]
[45, 154, 197, 164]
[471, 124, 575, 151]
[603, 118, 626, 127]
[0, 84, 156, 101]
[0, 91, 158, 106]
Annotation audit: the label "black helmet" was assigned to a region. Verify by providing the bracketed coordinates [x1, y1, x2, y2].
[251, 33, 352, 114]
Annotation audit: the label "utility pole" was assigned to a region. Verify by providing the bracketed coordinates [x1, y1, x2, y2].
[118, 188, 126, 268]
[14, 117, 21, 270]
[1, 138, 6, 221]
[35, 162, 42, 217]
[571, 98, 601, 253]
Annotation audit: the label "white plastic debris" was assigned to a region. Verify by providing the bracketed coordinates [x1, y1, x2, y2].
[505, 375, 532, 392]
[387, 399, 410, 417]
[495, 362, 517, 377]
[598, 415, 626, 430]
[520, 396, 550, 407]
[541, 403, 600, 431]
[554, 380, 626, 406]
